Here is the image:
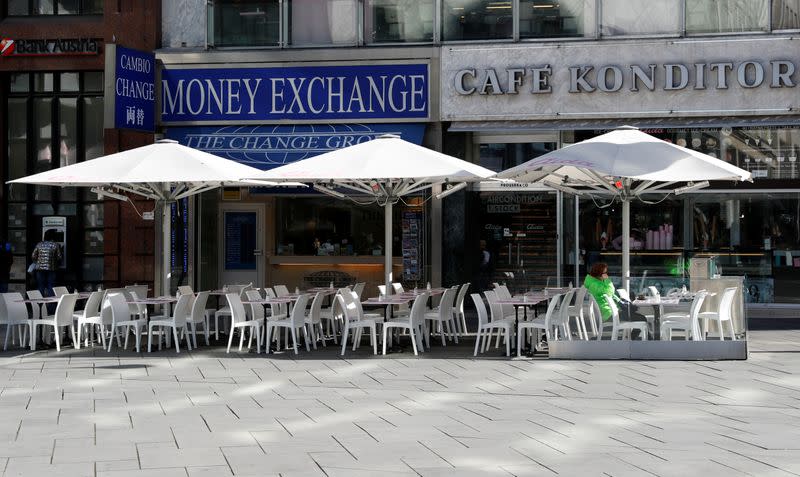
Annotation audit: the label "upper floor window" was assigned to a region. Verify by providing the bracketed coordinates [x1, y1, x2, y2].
[601, 0, 680, 36]
[288, 0, 358, 46]
[520, 0, 595, 38]
[210, 0, 280, 47]
[686, 0, 769, 34]
[365, 0, 435, 43]
[442, 0, 513, 41]
[8, 0, 102, 15]
[772, 0, 800, 29]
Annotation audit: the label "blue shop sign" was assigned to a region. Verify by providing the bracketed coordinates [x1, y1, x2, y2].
[161, 64, 429, 123]
[114, 46, 155, 132]
[165, 123, 426, 170]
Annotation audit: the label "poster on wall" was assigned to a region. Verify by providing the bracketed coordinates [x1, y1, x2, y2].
[224, 212, 257, 270]
[402, 210, 422, 282]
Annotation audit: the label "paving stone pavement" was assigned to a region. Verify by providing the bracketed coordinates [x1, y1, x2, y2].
[0, 325, 799, 477]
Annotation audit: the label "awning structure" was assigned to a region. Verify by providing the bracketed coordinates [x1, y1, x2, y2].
[449, 115, 800, 133]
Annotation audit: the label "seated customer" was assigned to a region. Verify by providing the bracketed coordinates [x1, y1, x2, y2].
[583, 262, 646, 324]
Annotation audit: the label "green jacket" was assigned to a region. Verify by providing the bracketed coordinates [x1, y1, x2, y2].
[583, 275, 619, 321]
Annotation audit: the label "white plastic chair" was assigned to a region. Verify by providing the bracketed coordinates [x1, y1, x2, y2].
[226, 292, 263, 354]
[383, 293, 427, 356]
[52, 286, 69, 297]
[147, 294, 192, 353]
[517, 293, 564, 356]
[566, 286, 590, 340]
[319, 291, 343, 344]
[177, 285, 193, 297]
[660, 291, 707, 341]
[424, 287, 458, 346]
[29, 294, 78, 352]
[304, 292, 327, 349]
[186, 291, 211, 347]
[265, 294, 310, 355]
[698, 287, 737, 341]
[74, 291, 106, 349]
[213, 284, 251, 340]
[338, 289, 380, 356]
[106, 292, 146, 353]
[274, 285, 290, 297]
[605, 295, 648, 340]
[453, 283, 470, 335]
[353, 282, 366, 299]
[472, 293, 513, 357]
[2, 293, 31, 350]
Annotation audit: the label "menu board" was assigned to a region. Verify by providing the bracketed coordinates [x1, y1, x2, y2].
[402, 210, 422, 281]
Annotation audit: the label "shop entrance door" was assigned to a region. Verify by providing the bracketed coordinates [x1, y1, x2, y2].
[219, 204, 265, 289]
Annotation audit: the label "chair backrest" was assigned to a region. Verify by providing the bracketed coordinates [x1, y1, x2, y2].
[544, 293, 564, 330]
[647, 286, 660, 299]
[666, 287, 681, 297]
[353, 282, 366, 299]
[171, 294, 192, 326]
[191, 291, 210, 322]
[493, 285, 514, 316]
[53, 286, 69, 297]
[55, 294, 78, 327]
[604, 295, 621, 327]
[177, 285, 193, 297]
[409, 292, 428, 326]
[3, 293, 29, 322]
[226, 292, 248, 325]
[377, 284, 387, 296]
[556, 289, 576, 325]
[308, 292, 324, 324]
[437, 287, 457, 319]
[243, 290, 264, 322]
[471, 293, 489, 328]
[336, 292, 357, 324]
[719, 287, 737, 322]
[290, 294, 310, 327]
[105, 292, 131, 326]
[125, 284, 149, 299]
[392, 282, 404, 293]
[264, 287, 277, 298]
[26, 290, 49, 319]
[483, 290, 504, 323]
[455, 283, 470, 314]
[689, 291, 707, 321]
[570, 287, 588, 314]
[616, 288, 631, 302]
[81, 291, 104, 320]
[274, 285, 290, 297]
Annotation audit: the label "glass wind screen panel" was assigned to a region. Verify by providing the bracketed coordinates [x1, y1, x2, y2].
[212, 0, 280, 47]
[601, 0, 680, 35]
[83, 97, 104, 160]
[7, 99, 28, 201]
[686, 0, 769, 33]
[365, 0, 435, 43]
[442, 0, 513, 41]
[773, 0, 800, 29]
[34, 98, 53, 201]
[289, 0, 358, 45]
[520, 0, 595, 38]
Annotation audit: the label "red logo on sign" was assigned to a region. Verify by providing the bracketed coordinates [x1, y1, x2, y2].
[0, 39, 15, 56]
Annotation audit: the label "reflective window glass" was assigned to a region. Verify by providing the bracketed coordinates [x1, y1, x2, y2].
[772, 0, 800, 29]
[212, 0, 280, 47]
[83, 72, 103, 92]
[81, 0, 102, 13]
[7, 204, 27, 230]
[82, 257, 104, 281]
[442, 0, 513, 41]
[289, 0, 358, 45]
[601, 0, 680, 36]
[8, 0, 28, 15]
[83, 97, 104, 160]
[34, 73, 53, 92]
[34, 0, 54, 14]
[7, 99, 28, 201]
[60, 72, 79, 91]
[34, 98, 53, 201]
[58, 0, 78, 14]
[365, 0, 435, 43]
[686, 0, 769, 34]
[10, 74, 29, 92]
[520, 0, 594, 38]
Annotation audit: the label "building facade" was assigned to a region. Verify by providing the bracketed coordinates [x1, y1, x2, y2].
[157, 0, 799, 308]
[0, 0, 161, 293]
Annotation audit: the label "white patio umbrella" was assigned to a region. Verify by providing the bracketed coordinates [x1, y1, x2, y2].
[244, 134, 496, 294]
[9, 139, 289, 296]
[496, 127, 751, 292]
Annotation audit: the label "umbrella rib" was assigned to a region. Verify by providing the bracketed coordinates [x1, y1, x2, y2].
[582, 169, 619, 193]
[641, 181, 678, 193]
[114, 184, 161, 201]
[633, 180, 656, 195]
[333, 181, 375, 196]
[400, 180, 436, 197]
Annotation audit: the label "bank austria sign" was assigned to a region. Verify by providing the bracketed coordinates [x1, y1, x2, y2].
[161, 63, 429, 123]
[441, 38, 800, 121]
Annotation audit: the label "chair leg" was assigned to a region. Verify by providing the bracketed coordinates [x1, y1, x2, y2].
[265, 326, 273, 354]
[727, 320, 736, 341]
[173, 327, 181, 353]
[302, 326, 311, 352]
[517, 327, 523, 358]
[256, 325, 262, 354]
[53, 326, 61, 352]
[148, 324, 154, 352]
[71, 325, 78, 350]
[341, 324, 349, 356]
[291, 327, 299, 354]
[226, 326, 235, 353]
[382, 326, 389, 355]
[409, 326, 418, 356]
[474, 329, 482, 357]
[239, 328, 245, 351]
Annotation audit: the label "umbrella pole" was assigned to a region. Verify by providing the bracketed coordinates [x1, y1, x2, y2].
[385, 200, 392, 296]
[622, 198, 630, 293]
[162, 201, 171, 298]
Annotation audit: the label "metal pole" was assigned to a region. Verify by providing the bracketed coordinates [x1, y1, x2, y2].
[556, 191, 563, 287]
[385, 200, 392, 296]
[622, 198, 631, 293]
[162, 201, 171, 298]
[574, 196, 580, 287]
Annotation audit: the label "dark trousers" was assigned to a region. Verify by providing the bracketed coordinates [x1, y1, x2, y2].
[36, 270, 56, 297]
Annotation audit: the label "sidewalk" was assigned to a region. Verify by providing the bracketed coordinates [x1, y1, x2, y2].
[0, 326, 798, 476]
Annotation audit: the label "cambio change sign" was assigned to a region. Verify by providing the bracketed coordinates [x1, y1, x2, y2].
[112, 46, 155, 132]
[161, 63, 429, 123]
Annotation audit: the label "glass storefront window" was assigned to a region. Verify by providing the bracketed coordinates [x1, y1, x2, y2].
[60, 73, 79, 91]
[289, 0, 358, 46]
[478, 142, 557, 172]
[520, 0, 595, 39]
[7, 98, 28, 201]
[9, 0, 101, 14]
[365, 0, 435, 43]
[601, 0, 680, 36]
[773, 0, 800, 29]
[275, 197, 403, 256]
[34, 0, 54, 15]
[686, 0, 769, 34]
[83, 72, 103, 92]
[211, 0, 280, 47]
[34, 98, 53, 201]
[10, 74, 29, 92]
[34, 73, 53, 92]
[83, 97, 104, 160]
[8, 0, 28, 15]
[442, 0, 513, 41]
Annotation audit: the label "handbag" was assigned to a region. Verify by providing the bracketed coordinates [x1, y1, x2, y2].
[27, 262, 37, 274]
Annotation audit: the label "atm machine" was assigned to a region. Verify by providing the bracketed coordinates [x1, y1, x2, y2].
[42, 216, 67, 269]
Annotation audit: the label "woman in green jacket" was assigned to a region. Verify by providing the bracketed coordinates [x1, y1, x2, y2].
[583, 262, 648, 325]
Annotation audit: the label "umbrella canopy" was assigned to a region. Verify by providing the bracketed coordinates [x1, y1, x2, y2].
[9, 139, 288, 296]
[495, 127, 751, 292]
[246, 134, 496, 293]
